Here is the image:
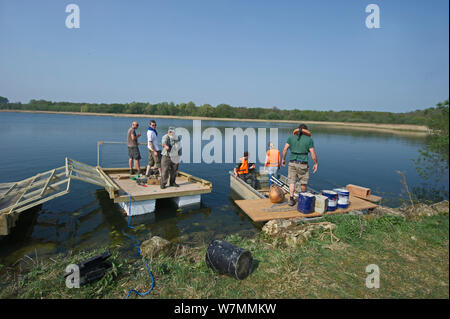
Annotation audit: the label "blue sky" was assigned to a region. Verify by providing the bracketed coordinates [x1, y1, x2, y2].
[0, 0, 448, 112]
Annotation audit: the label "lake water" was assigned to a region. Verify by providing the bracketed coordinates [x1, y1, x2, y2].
[0, 112, 448, 265]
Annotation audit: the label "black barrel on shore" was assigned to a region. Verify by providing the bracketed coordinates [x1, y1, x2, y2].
[205, 240, 253, 280]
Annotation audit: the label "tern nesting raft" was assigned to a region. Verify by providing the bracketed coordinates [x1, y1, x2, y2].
[103, 168, 211, 216]
[0, 158, 212, 235]
[230, 171, 380, 222]
[67, 159, 212, 216]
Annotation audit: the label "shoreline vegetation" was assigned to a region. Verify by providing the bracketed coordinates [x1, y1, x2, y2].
[0, 201, 448, 299]
[0, 109, 429, 135]
[1, 96, 443, 135]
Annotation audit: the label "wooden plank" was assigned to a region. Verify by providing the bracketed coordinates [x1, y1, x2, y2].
[7, 175, 38, 214]
[113, 188, 212, 203]
[235, 195, 378, 222]
[1, 178, 69, 215]
[13, 179, 71, 214]
[365, 194, 382, 203]
[108, 173, 212, 203]
[346, 184, 371, 198]
[0, 213, 8, 236]
[96, 167, 120, 191]
[39, 169, 56, 196]
[0, 182, 18, 201]
[70, 167, 107, 184]
[178, 171, 212, 187]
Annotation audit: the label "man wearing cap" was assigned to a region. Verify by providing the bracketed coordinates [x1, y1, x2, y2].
[282, 124, 318, 206]
[127, 121, 141, 175]
[146, 120, 161, 177]
[160, 126, 182, 189]
[234, 151, 257, 189]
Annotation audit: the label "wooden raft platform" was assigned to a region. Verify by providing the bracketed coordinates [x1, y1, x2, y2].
[235, 195, 378, 222]
[102, 168, 212, 203]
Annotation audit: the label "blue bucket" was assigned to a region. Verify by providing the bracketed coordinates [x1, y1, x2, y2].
[333, 188, 350, 209]
[322, 190, 338, 211]
[297, 192, 315, 214]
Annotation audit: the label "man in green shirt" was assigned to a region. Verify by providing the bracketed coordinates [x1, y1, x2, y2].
[282, 124, 318, 206]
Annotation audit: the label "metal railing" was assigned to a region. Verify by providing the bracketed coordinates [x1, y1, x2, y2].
[97, 141, 163, 167]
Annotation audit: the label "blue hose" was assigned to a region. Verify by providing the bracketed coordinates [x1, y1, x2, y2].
[122, 193, 155, 298]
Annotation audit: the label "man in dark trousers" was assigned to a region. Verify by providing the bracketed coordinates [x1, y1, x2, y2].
[282, 124, 318, 206]
[160, 126, 182, 189]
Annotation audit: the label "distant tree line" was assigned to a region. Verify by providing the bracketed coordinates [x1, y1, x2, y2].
[0, 96, 447, 126]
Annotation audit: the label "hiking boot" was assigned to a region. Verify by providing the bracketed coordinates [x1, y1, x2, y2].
[129, 169, 134, 175]
[288, 198, 296, 206]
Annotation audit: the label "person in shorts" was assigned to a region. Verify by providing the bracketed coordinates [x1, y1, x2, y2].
[127, 121, 141, 175]
[282, 124, 318, 206]
[146, 120, 161, 177]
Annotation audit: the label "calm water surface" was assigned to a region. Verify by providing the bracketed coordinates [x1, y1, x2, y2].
[0, 112, 448, 265]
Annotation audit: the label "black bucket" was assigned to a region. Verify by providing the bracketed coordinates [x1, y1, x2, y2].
[205, 240, 253, 280]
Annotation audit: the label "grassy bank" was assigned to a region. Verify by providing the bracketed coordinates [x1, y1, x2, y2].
[0, 109, 428, 134]
[1, 209, 448, 299]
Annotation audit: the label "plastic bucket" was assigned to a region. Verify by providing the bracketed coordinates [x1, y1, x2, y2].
[334, 188, 350, 209]
[322, 190, 338, 211]
[205, 240, 253, 280]
[297, 192, 316, 214]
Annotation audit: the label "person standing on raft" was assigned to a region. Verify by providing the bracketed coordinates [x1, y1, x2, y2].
[160, 126, 182, 189]
[234, 151, 257, 189]
[282, 124, 318, 206]
[127, 121, 142, 175]
[264, 142, 281, 188]
[146, 120, 161, 178]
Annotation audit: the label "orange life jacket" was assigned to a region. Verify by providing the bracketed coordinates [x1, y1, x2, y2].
[236, 157, 249, 175]
[266, 149, 280, 167]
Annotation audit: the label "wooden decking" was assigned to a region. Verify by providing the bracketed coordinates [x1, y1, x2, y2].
[1, 158, 213, 235]
[235, 196, 379, 222]
[104, 169, 212, 203]
[230, 171, 380, 222]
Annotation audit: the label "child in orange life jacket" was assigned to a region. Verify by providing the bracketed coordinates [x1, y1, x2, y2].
[233, 151, 257, 189]
[264, 142, 281, 188]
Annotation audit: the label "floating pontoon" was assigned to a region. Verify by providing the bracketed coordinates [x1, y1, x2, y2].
[0, 158, 212, 235]
[230, 171, 380, 222]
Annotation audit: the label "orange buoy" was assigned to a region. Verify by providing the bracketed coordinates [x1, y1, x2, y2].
[269, 185, 285, 203]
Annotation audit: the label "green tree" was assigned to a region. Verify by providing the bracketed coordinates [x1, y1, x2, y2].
[197, 104, 214, 117]
[0, 96, 9, 104]
[415, 99, 449, 180]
